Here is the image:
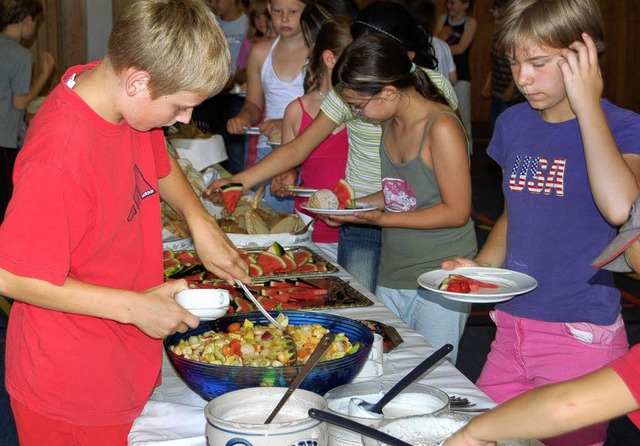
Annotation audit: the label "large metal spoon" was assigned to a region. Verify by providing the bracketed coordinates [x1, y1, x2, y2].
[235, 279, 298, 365]
[308, 408, 413, 446]
[353, 344, 453, 416]
[264, 332, 335, 424]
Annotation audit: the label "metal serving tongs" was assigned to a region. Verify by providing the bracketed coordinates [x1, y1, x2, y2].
[235, 279, 298, 365]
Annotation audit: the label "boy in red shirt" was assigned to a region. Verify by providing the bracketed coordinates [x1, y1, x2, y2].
[0, 1, 250, 444]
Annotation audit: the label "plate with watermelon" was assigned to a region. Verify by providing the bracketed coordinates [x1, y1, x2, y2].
[418, 267, 538, 303]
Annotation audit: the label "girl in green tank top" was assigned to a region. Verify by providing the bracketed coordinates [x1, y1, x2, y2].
[327, 33, 477, 362]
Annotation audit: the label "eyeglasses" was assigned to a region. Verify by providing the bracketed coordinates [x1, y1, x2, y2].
[349, 95, 376, 117]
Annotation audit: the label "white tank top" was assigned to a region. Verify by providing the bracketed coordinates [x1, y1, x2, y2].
[259, 36, 306, 146]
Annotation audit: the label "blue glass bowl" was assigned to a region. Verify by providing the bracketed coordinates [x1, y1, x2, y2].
[164, 310, 374, 401]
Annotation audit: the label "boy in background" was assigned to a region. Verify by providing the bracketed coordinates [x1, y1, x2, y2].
[0, 0, 55, 223]
[0, 0, 249, 444]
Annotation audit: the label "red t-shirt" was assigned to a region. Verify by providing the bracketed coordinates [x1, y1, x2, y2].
[609, 343, 640, 428]
[0, 62, 171, 425]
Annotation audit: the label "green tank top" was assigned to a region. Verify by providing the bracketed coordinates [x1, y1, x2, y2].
[377, 111, 477, 290]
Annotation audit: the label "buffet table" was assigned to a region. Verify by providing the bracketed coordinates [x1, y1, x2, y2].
[128, 241, 495, 445]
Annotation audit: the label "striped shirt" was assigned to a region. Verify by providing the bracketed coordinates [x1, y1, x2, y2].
[320, 69, 458, 197]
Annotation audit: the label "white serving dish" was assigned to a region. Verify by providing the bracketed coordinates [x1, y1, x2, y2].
[170, 135, 227, 171]
[205, 387, 328, 446]
[175, 289, 230, 321]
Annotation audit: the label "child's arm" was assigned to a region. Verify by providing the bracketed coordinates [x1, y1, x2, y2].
[444, 366, 639, 446]
[205, 110, 338, 200]
[448, 17, 477, 56]
[329, 113, 471, 230]
[227, 41, 269, 134]
[0, 268, 200, 339]
[159, 155, 250, 285]
[560, 33, 640, 224]
[434, 14, 450, 40]
[12, 52, 55, 110]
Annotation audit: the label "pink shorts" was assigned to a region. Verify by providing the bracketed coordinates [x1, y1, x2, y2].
[477, 310, 628, 446]
[10, 397, 133, 446]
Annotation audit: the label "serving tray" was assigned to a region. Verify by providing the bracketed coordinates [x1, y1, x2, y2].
[164, 246, 338, 281]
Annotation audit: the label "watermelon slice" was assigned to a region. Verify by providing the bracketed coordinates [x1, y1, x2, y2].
[438, 274, 499, 293]
[220, 183, 244, 214]
[293, 250, 312, 266]
[256, 251, 287, 275]
[331, 179, 356, 209]
[265, 241, 285, 256]
[248, 263, 264, 277]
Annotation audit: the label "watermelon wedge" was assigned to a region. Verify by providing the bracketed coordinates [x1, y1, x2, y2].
[438, 274, 499, 293]
[220, 183, 243, 214]
[256, 251, 287, 275]
[331, 179, 356, 209]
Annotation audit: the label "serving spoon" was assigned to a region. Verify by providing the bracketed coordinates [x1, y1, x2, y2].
[264, 332, 335, 424]
[351, 343, 453, 416]
[235, 279, 298, 365]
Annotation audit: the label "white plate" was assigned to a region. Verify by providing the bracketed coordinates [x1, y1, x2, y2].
[243, 126, 261, 135]
[300, 201, 378, 215]
[284, 185, 318, 197]
[417, 267, 538, 303]
[268, 140, 281, 147]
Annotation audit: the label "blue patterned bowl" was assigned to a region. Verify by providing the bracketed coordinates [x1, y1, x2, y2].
[164, 310, 373, 401]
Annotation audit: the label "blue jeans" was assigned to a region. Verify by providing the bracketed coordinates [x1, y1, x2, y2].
[255, 144, 294, 214]
[337, 224, 381, 292]
[375, 286, 471, 364]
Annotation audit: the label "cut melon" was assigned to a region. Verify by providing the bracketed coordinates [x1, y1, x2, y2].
[293, 250, 312, 266]
[331, 179, 356, 209]
[248, 263, 264, 277]
[220, 183, 244, 214]
[265, 241, 285, 256]
[256, 251, 287, 275]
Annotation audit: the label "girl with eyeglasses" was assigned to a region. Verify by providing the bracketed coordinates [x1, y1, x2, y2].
[325, 33, 476, 363]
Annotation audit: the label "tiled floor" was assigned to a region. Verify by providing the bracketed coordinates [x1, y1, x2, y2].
[1, 123, 640, 445]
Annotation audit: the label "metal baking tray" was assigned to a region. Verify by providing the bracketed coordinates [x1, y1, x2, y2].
[165, 246, 338, 281]
[245, 276, 374, 311]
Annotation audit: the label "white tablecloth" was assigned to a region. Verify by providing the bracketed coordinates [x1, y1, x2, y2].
[128, 242, 495, 445]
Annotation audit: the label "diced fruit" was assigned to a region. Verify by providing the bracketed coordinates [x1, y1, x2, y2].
[331, 179, 356, 209]
[220, 183, 244, 214]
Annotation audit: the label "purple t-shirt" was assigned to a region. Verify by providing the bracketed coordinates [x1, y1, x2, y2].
[489, 100, 640, 325]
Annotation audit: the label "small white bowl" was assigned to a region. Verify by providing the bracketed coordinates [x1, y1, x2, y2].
[175, 289, 230, 321]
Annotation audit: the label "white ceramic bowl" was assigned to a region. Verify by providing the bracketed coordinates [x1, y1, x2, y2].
[324, 381, 449, 446]
[362, 413, 541, 446]
[175, 289, 230, 321]
[205, 387, 328, 446]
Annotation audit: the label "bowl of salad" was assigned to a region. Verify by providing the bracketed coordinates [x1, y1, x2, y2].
[164, 310, 374, 400]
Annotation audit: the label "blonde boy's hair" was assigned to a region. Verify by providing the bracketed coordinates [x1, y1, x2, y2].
[496, 0, 605, 58]
[106, 0, 231, 99]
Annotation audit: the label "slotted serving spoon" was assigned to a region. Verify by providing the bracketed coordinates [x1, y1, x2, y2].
[353, 344, 453, 415]
[264, 332, 335, 424]
[235, 279, 298, 365]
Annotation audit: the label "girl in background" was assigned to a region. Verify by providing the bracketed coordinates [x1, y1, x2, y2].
[327, 33, 476, 362]
[235, 0, 275, 87]
[227, 0, 309, 213]
[435, 0, 477, 153]
[271, 19, 352, 262]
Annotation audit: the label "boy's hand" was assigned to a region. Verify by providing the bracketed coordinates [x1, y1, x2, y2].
[191, 219, 251, 286]
[558, 33, 603, 118]
[443, 428, 495, 446]
[132, 279, 199, 339]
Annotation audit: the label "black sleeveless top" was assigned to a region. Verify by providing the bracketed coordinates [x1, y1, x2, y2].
[444, 16, 472, 81]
